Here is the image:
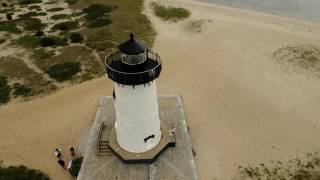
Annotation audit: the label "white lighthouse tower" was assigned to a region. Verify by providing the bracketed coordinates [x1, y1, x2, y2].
[105, 34, 163, 154]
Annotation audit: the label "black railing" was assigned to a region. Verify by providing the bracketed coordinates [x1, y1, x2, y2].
[105, 50, 162, 85]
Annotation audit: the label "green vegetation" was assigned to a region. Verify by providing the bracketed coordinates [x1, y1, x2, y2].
[273, 45, 320, 78]
[33, 49, 55, 60]
[0, 39, 5, 44]
[80, 0, 155, 53]
[16, 35, 40, 48]
[28, 5, 41, 10]
[18, 11, 46, 18]
[18, 0, 42, 5]
[69, 157, 83, 177]
[13, 83, 32, 97]
[238, 151, 320, 179]
[52, 21, 79, 31]
[0, 75, 11, 104]
[0, 165, 49, 180]
[82, 4, 114, 28]
[47, 7, 64, 12]
[51, 14, 71, 20]
[18, 18, 46, 31]
[151, 2, 190, 22]
[69, 32, 83, 43]
[47, 62, 81, 82]
[0, 21, 21, 33]
[88, 18, 112, 28]
[65, 0, 79, 5]
[40, 36, 68, 47]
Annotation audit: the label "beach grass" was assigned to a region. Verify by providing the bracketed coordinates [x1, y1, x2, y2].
[151, 2, 190, 22]
[16, 35, 40, 48]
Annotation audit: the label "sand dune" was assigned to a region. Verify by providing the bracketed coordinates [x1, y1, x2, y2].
[1, 0, 320, 179]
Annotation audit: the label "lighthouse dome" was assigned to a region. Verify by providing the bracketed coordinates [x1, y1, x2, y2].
[119, 33, 146, 55]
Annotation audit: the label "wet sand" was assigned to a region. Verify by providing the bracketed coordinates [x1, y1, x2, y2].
[1, 0, 320, 179]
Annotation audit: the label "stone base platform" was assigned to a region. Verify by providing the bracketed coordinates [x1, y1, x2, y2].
[108, 120, 176, 164]
[77, 95, 198, 180]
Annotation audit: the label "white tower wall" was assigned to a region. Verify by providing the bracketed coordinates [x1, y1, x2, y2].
[114, 81, 161, 153]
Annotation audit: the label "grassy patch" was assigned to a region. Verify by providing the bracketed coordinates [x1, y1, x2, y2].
[0, 21, 21, 33]
[18, 11, 46, 18]
[77, 0, 155, 53]
[18, 0, 42, 5]
[40, 36, 68, 47]
[0, 57, 48, 96]
[12, 83, 32, 97]
[16, 35, 40, 48]
[51, 14, 71, 20]
[151, 2, 190, 22]
[47, 62, 81, 82]
[81, 4, 114, 28]
[17, 18, 46, 31]
[52, 21, 79, 31]
[0, 165, 49, 180]
[0, 75, 11, 104]
[28, 5, 41, 10]
[69, 32, 83, 43]
[47, 7, 64, 12]
[65, 0, 79, 5]
[0, 38, 6, 44]
[238, 151, 320, 179]
[273, 45, 320, 78]
[33, 49, 55, 60]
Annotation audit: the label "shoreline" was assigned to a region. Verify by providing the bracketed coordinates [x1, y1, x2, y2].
[195, 0, 320, 24]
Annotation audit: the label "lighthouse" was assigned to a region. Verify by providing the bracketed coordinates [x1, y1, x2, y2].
[105, 34, 163, 154]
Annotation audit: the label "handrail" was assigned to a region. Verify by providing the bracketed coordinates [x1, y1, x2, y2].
[105, 50, 162, 75]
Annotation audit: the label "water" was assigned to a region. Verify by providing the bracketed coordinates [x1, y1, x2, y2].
[196, 0, 320, 23]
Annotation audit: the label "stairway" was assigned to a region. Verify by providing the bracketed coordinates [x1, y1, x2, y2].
[97, 140, 112, 156]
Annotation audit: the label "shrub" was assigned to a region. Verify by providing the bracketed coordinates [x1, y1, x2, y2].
[69, 32, 83, 43]
[35, 30, 44, 36]
[6, 13, 12, 20]
[18, 0, 42, 5]
[16, 35, 40, 48]
[87, 18, 112, 28]
[52, 21, 79, 31]
[51, 14, 70, 20]
[37, 12, 47, 16]
[82, 4, 115, 28]
[40, 36, 68, 47]
[13, 83, 32, 97]
[82, 4, 114, 17]
[19, 18, 46, 31]
[18, 12, 38, 18]
[152, 3, 190, 22]
[0, 21, 21, 33]
[47, 7, 64, 12]
[65, 0, 78, 5]
[69, 157, 83, 177]
[0, 165, 49, 180]
[2, 2, 8, 7]
[47, 62, 81, 82]
[0, 38, 6, 44]
[0, 75, 11, 104]
[28, 5, 41, 10]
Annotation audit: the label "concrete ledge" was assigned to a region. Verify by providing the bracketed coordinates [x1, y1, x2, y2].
[108, 121, 176, 164]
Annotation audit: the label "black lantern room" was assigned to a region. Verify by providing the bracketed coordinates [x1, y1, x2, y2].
[105, 34, 162, 85]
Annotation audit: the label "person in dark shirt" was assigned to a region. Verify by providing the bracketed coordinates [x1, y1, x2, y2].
[58, 159, 66, 169]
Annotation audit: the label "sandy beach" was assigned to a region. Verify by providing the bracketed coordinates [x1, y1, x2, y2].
[1, 0, 320, 179]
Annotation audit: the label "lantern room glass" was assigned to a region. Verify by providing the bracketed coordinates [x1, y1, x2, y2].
[121, 52, 147, 65]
